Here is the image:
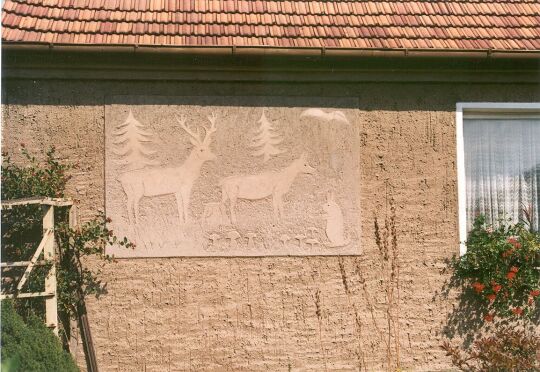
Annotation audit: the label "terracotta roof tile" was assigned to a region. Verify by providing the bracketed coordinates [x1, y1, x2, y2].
[2, 0, 539, 51]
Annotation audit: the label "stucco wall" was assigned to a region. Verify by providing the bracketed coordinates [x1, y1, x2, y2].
[2, 78, 539, 371]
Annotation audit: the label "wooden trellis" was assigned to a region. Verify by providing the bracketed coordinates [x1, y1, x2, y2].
[0, 197, 74, 336]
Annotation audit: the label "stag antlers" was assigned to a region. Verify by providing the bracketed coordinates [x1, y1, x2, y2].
[175, 113, 217, 146]
[203, 113, 217, 145]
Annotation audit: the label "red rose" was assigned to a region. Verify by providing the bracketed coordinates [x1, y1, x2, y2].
[506, 271, 516, 280]
[511, 307, 523, 316]
[492, 284, 502, 293]
[506, 237, 522, 249]
[484, 313, 494, 322]
[472, 282, 485, 293]
[486, 294, 496, 302]
[530, 290, 540, 297]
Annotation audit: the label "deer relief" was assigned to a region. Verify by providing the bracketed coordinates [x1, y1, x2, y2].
[220, 153, 315, 224]
[118, 113, 218, 225]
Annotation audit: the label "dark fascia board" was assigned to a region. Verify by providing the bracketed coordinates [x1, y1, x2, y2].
[2, 43, 540, 83]
[3, 42, 540, 59]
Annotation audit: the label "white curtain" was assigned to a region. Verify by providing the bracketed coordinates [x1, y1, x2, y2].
[464, 118, 539, 232]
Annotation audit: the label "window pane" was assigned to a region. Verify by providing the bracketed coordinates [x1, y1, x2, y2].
[464, 118, 540, 231]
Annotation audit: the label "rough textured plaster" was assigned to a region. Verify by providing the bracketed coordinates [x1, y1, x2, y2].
[2, 79, 539, 371]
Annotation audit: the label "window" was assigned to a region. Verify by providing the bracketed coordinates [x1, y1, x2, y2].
[456, 103, 540, 255]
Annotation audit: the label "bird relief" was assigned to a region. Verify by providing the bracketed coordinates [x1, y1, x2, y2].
[105, 103, 361, 257]
[300, 108, 351, 124]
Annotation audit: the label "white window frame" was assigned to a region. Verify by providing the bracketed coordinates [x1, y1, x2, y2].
[456, 102, 540, 255]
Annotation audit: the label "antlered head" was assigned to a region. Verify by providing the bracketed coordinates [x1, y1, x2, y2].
[176, 113, 218, 162]
[194, 143, 216, 161]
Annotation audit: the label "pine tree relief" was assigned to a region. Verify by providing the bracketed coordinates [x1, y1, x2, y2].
[249, 109, 285, 162]
[113, 110, 159, 170]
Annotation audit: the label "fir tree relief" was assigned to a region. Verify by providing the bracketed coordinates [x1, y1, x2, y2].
[249, 109, 286, 162]
[113, 110, 159, 170]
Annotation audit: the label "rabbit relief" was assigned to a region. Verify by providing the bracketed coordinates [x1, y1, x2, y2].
[323, 192, 350, 247]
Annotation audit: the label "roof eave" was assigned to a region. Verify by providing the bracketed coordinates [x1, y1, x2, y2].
[3, 42, 540, 60]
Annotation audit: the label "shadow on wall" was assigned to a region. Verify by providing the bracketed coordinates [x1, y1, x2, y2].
[439, 272, 488, 347]
[4, 77, 522, 113]
[438, 264, 540, 348]
[3, 49, 538, 108]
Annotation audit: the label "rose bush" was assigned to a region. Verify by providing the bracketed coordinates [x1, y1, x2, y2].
[442, 215, 540, 370]
[1, 146, 133, 355]
[452, 215, 540, 321]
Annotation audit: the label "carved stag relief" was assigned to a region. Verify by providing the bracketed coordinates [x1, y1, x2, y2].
[117, 113, 217, 225]
[106, 105, 360, 257]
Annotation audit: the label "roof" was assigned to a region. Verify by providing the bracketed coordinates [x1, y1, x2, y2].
[2, 0, 540, 54]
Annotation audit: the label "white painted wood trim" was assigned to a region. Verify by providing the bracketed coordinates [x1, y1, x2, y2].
[1, 197, 73, 209]
[1, 260, 47, 267]
[0, 291, 55, 300]
[456, 102, 540, 256]
[42, 205, 58, 335]
[16, 229, 53, 291]
[456, 104, 467, 256]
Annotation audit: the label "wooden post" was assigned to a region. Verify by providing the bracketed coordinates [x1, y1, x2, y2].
[70, 204, 99, 372]
[42, 204, 58, 336]
[69, 204, 78, 229]
[68, 205, 80, 356]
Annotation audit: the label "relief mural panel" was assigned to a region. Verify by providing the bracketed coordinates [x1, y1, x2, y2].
[105, 96, 362, 257]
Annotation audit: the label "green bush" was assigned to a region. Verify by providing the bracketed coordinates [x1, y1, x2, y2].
[442, 215, 540, 370]
[442, 327, 540, 371]
[452, 215, 540, 319]
[1, 146, 133, 348]
[1, 146, 72, 319]
[1, 300, 78, 371]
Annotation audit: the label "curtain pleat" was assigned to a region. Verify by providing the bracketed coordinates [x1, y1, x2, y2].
[464, 119, 540, 232]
